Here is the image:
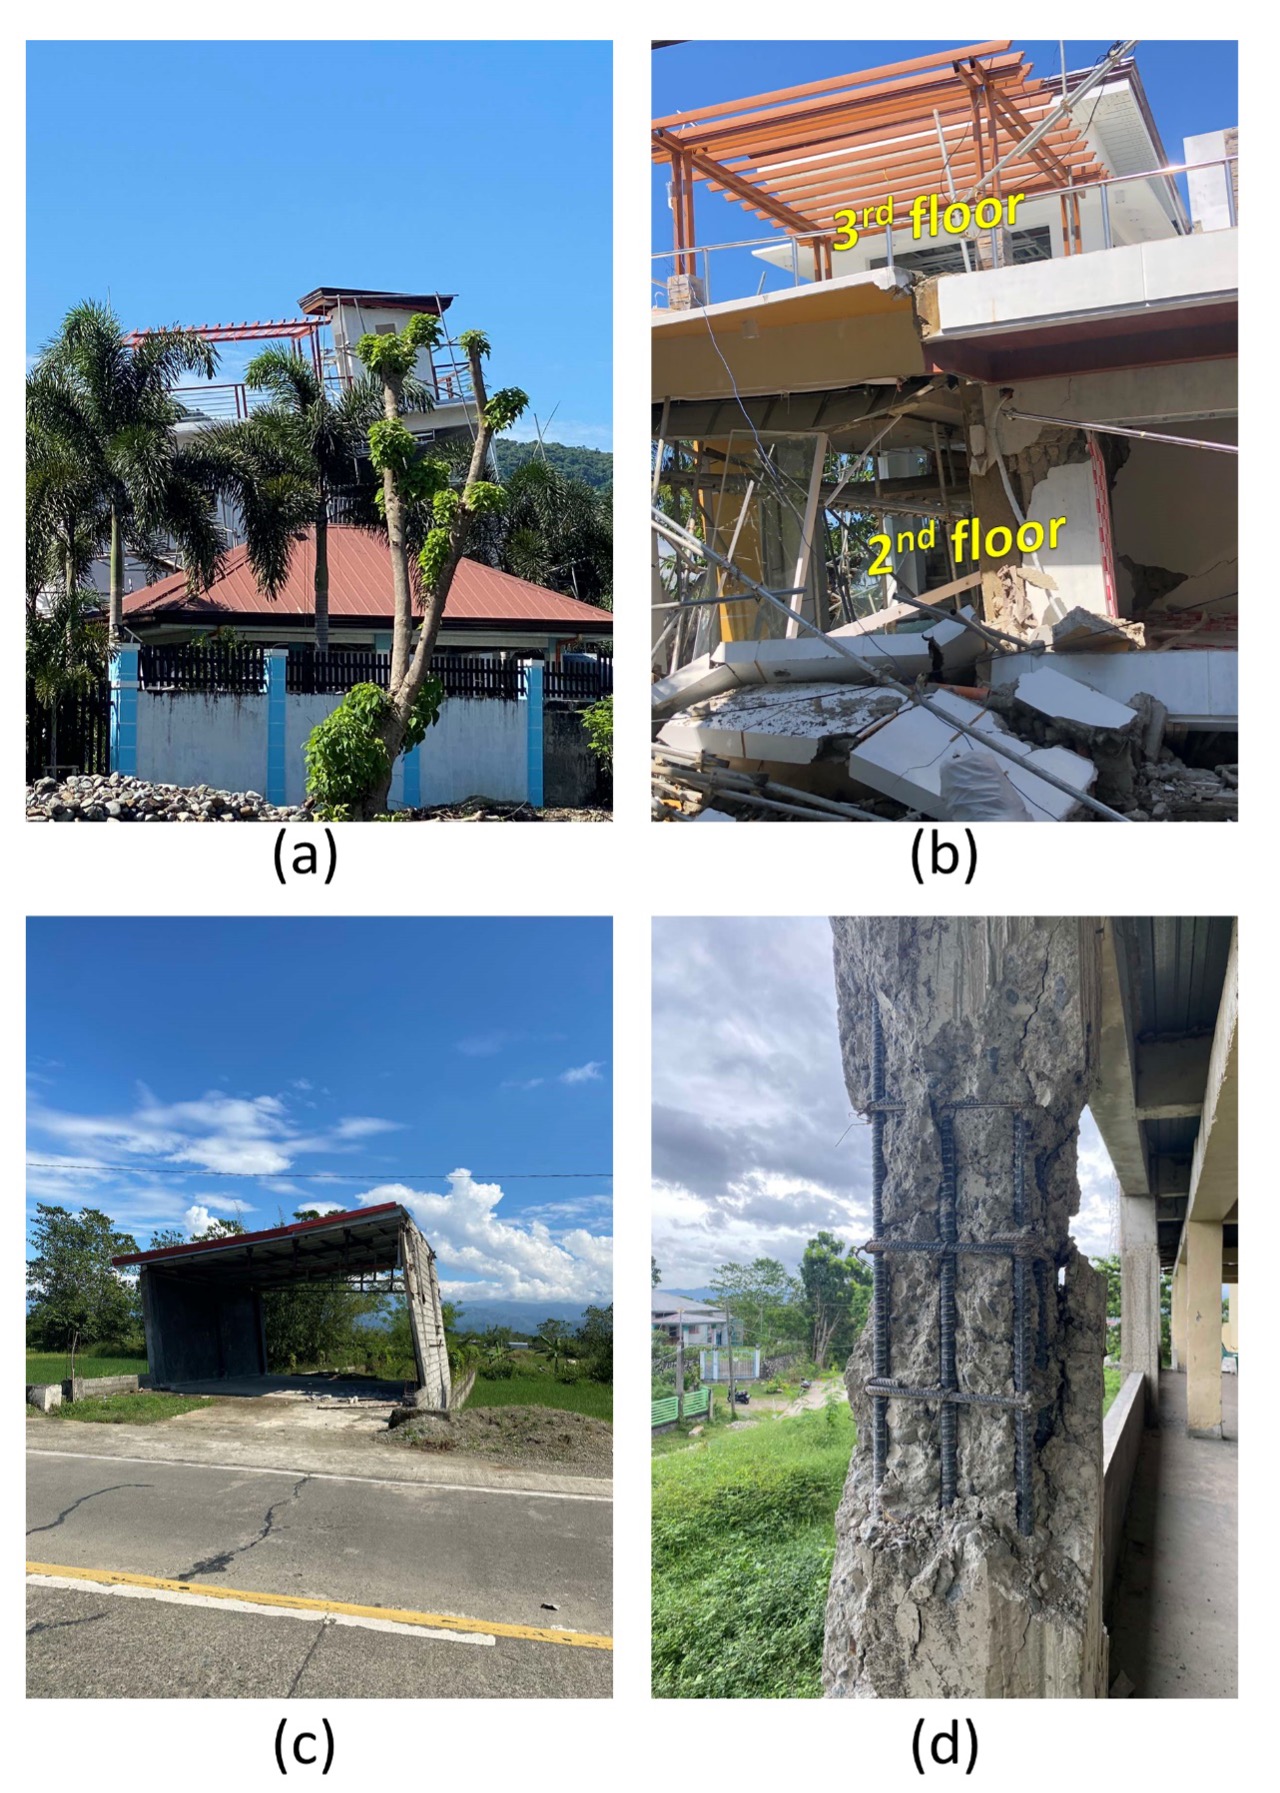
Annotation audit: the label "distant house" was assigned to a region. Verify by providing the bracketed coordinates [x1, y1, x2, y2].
[651, 1293, 731, 1348]
[121, 524, 613, 662]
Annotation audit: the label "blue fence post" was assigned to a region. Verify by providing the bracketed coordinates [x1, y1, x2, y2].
[265, 649, 287, 805]
[109, 647, 139, 776]
[525, 661, 544, 808]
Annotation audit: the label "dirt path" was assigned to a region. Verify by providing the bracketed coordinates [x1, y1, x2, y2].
[782, 1377, 843, 1418]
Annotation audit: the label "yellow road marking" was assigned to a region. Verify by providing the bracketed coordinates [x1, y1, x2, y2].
[27, 1561, 612, 1651]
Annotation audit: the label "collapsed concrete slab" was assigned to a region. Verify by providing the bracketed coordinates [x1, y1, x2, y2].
[845, 689, 1097, 820]
[657, 681, 905, 766]
[988, 648, 1238, 730]
[1008, 667, 1139, 732]
[824, 917, 1108, 1699]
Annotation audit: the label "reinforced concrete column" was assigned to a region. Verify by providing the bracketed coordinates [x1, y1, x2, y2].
[1119, 1193, 1161, 1419]
[109, 646, 140, 776]
[1170, 1258, 1188, 1370]
[264, 648, 287, 805]
[525, 661, 544, 808]
[823, 917, 1108, 1699]
[1186, 1219, 1223, 1437]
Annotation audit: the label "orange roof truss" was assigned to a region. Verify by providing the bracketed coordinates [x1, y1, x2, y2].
[653, 43, 1105, 270]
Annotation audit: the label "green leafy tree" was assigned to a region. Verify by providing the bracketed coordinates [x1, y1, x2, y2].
[652, 1256, 662, 1288]
[1094, 1253, 1122, 1357]
[495, 438, 612, 492]
[577, 1302, 613, 1382]
[26, 301, 226, 643]
[800, 1232, 872, 1370]
[320, 316, 528, 817]
[26, 1205, 140, 1372]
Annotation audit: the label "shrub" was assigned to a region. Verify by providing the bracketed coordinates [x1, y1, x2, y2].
[582, 694, 612, 768]
[303, 678, 444, 818]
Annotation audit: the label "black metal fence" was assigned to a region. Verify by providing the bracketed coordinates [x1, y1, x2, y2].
[545, 660, 613, 704]
[139, 643, 266, 693]
[26, 681, 111, 781]
[132, 642, 613, 705]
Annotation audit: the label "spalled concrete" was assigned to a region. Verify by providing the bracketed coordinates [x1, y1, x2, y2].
[824, 918, 1108, 1698]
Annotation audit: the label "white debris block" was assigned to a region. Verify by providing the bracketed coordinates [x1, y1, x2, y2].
[846, 689, 1096, 821]
[1011, 666, 1139, 730]
[658, 681, 905, 766]
[718, 609, 980, 688]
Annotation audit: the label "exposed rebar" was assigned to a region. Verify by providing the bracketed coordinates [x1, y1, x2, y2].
[1012, 1114, 1034, 1535]
[870, 1004, 889, 1490]
[938, 1113, 958, 1508]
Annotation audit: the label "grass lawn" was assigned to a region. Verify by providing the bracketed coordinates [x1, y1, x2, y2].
[652, 1402, 855, 1698]
[468, 1373, 612, 1422]
[30, 1392, 213, 1424]
[26, 1353, 149, 1383]
[1103, 1364, 1124, 1415]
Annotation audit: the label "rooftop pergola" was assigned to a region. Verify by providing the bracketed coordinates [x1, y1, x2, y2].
[653, 41, 1110, 276]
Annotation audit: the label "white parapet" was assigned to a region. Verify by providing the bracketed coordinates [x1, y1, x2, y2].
[989, 649, 1237, 730]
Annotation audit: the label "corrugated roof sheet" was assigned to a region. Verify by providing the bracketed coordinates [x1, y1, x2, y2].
[122, 526, 612, 631]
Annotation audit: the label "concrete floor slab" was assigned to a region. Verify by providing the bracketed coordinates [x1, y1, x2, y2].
[1107, 1371, 1237, 1697]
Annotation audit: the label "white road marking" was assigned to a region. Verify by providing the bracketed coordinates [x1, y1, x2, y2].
[28, 1573, 496, 1645]
[27, 1447, 611, 1502]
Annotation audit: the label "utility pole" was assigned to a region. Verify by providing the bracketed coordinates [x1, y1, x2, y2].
[725, 1296, 736, 1413]
[675, 1329, 685, 1422]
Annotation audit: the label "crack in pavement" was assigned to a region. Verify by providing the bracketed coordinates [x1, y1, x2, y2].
[286, 1617, 333, 1697]
[27, 1482, 153, 1537]
[27, 1611, 110, 1639]
[174, 1474, 312, 1581]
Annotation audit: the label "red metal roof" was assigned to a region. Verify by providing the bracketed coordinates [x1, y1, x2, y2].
[112, 1202, 404, 1268]
[122, 525, 612, 633]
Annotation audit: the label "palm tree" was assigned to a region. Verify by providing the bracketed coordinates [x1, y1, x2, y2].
[497, 459, 612, 609]
[237, 349, 393, 653]
[26, 586, 108, 776]
[28, 301, 228, 644]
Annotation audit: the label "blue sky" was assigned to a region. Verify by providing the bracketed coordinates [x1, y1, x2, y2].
[653, 39, 1238, 264]
[27, 40, 612, 450]
[27, 918, 612, 1304]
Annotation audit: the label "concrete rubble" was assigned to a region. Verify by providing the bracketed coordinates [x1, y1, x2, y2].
[654, 613, 1237, 823]
[26, 773, 310, 822]
[824, 917, 1108, 1698]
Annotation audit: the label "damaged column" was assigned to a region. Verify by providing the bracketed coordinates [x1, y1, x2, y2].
[824, 917, 1108, 1699]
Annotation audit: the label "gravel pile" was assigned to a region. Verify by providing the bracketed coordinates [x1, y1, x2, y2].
[26, 773, 310, 822]
[392, 1404, 613, 1476]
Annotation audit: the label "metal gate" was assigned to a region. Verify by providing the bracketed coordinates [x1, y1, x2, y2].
[26, 679, 110, 782]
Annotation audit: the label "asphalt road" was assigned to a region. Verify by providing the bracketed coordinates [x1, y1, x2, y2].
[27, 1449, 611, 1699]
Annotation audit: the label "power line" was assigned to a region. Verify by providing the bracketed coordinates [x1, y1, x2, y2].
[27, 1160, 611, 1181]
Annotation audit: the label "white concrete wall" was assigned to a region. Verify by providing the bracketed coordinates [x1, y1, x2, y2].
[136, 690, 527, 806]
[418, 698, 526, 804]
[1024, 461, 1110, 620]
[136, 692, 269, 795]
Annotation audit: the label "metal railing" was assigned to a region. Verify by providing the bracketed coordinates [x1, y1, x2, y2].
[170, 354, 479, 428]
[652, 155, 1237, 306]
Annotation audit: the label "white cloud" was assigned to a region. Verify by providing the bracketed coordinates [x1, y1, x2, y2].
[502, 1077, 545, 1092]
[560, 1061, 604, 1085]
[28, 1090, 403, 1180]
[183, 1204, 216, 1236]
[356, 1170, 611, 1303]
